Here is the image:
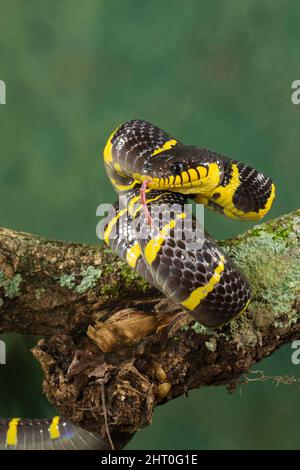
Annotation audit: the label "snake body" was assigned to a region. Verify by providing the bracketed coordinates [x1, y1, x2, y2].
[0, 418, 111, 450]
[0, 119, 275, 450]
[102, 119, 275, 327]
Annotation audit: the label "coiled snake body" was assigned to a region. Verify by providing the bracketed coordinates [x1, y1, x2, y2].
[102, 120, 275, 327]
[0, 120, 275, 450]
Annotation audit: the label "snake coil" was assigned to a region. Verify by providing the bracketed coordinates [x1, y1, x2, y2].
[102, 119, 275, 327]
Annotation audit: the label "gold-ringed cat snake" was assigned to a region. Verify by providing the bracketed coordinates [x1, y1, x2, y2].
[0, 119, 275, 450]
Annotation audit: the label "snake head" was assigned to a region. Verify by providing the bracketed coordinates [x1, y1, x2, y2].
[141, 146, 225, 195]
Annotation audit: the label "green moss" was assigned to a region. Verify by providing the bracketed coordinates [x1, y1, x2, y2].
[58, 255, 151, 299]
[103, 264, 114, 274]
[191, 322, 213, 335]
[180, 321, 215, 336]
[59, 273, 76, 289]
[119, 263, 139, 281]
[250, 220, 295, 242]
[100, 280, 118, 296]
[103, 247, 113, 255]
[0, 270, 22, 299]
[271, 225, 293, 242]
[228, 314, 259, 347]
[35, 288, 46, 300]
[223, 223, 300, 328]
[117, 261, 150, 292]
[75, 266, 102, 294]
[59, 267, 102, 294]
[248, 227, 263, 238]
[205, 338, 217, 351]
[0, 298, 3, 307]
[180, 324, 190, 332]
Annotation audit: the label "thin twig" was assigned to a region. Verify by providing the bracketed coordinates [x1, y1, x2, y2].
[101, 383, 115, 450]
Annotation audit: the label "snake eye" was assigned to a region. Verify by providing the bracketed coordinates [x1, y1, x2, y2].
[171, 162, 187, 176]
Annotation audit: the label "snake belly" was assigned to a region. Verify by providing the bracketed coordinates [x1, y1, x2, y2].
[102, 119, 275, 327]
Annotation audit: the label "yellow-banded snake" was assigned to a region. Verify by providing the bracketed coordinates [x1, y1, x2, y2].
[0, 120, 275, 449]
[102, 119, 275, 327]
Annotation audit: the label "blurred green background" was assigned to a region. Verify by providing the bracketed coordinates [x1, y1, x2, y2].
[0, 0, 300, 450]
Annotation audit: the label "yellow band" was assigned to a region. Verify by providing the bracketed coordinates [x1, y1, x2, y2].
[49, 416, 60, 440]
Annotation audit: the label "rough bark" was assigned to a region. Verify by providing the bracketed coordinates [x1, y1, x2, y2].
[0, 209, 299, 447]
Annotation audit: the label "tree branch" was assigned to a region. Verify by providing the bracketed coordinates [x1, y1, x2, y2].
[0, 210, 300, 445]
